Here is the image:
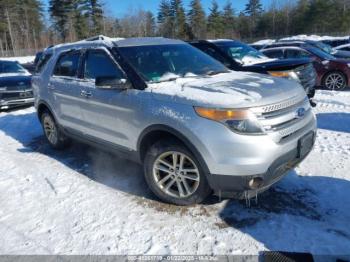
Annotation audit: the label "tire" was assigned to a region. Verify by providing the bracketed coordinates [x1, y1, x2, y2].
[323, 71, 347, 91]
[144, 140, 211, 205]
[40, 110, 70, 149]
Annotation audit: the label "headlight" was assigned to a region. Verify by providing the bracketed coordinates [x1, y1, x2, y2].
[194, 107, 264, 135]
[268, 71, 300, 82]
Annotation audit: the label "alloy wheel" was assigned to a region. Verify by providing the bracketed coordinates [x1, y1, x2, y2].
[43, 115, 58, 145]
[152, 151, 200, 198]
[325, 73, 346, 90]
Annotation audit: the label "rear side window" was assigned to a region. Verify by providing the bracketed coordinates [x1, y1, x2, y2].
[285, 49, 311, 58]
[84, 50, 124, 80]
[53, 51, 81, 77]
[263, 49, 284, 59]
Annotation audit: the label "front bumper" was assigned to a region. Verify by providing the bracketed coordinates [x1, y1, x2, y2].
[206, 131, 316, 198]
[0, 97, 34, 109]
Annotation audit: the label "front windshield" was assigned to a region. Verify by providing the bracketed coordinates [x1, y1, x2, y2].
[310, 47, 335, 60]
[0, 61, 27, 74]
[216, 42, 269, 65]
[117, 44, 228, 82]
[313, 42, 334, 54]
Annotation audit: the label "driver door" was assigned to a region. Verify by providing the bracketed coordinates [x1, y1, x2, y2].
[78, 48, 141, 149]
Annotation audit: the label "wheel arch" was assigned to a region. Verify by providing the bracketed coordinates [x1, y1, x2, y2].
[37, 100, 57, 122]
[137, 125, 210, 175]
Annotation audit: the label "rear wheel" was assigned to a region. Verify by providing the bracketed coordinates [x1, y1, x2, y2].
[41, 111, 70, 149]
[323, 72, 347, 90]
[144, 140, 211, 205]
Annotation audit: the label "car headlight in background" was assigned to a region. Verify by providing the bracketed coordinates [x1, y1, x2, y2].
[268, 71, 300, 82]
[194, 107, 264, 135]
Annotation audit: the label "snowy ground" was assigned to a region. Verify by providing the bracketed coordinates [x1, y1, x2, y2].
[0, 90, 349, 258]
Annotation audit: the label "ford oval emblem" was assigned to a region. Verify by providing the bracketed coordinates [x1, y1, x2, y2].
[296, 108, 306, 118]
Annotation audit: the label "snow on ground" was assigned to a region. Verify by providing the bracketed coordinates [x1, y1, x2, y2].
[0, 90, 350, 258]
[0, 56, 35, 64]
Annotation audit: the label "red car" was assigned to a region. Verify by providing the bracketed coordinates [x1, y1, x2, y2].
[262, 45, 350, 90]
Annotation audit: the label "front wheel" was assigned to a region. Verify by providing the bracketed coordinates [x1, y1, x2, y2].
[41, 111, 70, 149]
[144, 140, 211, 205]
[323, 72, 347, 91]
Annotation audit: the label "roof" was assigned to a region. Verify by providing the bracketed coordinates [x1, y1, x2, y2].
[114, 37, 184, 47]
[44, 36, 186, 53]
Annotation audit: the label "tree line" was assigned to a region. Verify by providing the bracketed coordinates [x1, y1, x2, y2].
[1, 0, 350, 56]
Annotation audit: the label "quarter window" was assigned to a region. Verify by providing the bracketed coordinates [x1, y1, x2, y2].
[84, 50, 124, 80]
[53, 51, 81, 77]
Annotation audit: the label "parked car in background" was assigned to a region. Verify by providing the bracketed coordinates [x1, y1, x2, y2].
[0, 60, 33, 110]
[320, 37, 350, 48]
[33, 36, 316, 205]
[267, 40, 350, 59]
[262, 45, 350, 90]
[334, 43, 350, 52]
[189, 40, 317, 104]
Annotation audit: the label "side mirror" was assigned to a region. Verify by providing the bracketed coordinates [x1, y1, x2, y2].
[95, 76, 131, 90]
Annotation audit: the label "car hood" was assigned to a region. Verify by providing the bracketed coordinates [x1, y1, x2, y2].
[243, 58, 311, 71]
[147, 71, 306, 108]
[0, 74, 32, 90]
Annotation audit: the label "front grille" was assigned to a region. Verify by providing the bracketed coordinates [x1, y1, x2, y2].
[252, 95, 313, 143]
[0, 90, 33, 100]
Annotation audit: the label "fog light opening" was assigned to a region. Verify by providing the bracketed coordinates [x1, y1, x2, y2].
[249, 177, 264, 189]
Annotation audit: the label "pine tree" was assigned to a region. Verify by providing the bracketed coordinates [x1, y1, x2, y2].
[244, 0, 263, 37]
[49, 0, 73, 41]
[222, 1, 236, 38]
[72, 0, 89, 39]
[158, 0, 173, 37]
[170, 0, 187, 39]
[187, 0, 206, 39]
[207, 0, 223, 38]
[87, 0, 104, 35]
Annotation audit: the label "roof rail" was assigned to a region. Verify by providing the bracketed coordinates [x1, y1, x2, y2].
[84, 35, 107, 41]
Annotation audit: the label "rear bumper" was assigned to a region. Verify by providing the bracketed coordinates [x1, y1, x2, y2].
[207, 131, 316, 198]
[0, 97, 34, 109]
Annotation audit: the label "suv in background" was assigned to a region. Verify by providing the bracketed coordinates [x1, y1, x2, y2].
[189, 40, 317, 105]
[33, 36, 317, 205]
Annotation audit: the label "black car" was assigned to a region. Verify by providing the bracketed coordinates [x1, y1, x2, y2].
[0, 60, 33, 110]
[189, 40, 316, 100]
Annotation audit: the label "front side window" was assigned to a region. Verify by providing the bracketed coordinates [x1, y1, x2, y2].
[117, 44, 228, 83]
[84, 50, 124, 80]
[53, 51, 80, 77]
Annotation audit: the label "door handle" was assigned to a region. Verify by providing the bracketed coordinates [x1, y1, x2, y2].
[80, 90, 92, 98]
[48, 83, 55, 90]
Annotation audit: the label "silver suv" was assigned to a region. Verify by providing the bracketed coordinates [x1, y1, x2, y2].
[33, 36, 317, 205]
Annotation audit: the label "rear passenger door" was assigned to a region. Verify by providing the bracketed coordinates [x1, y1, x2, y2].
[49, 50, 87, 132]
[78, 48, 141, 149]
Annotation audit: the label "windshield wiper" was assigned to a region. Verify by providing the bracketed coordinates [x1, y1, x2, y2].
[206, 70, 229, 76]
